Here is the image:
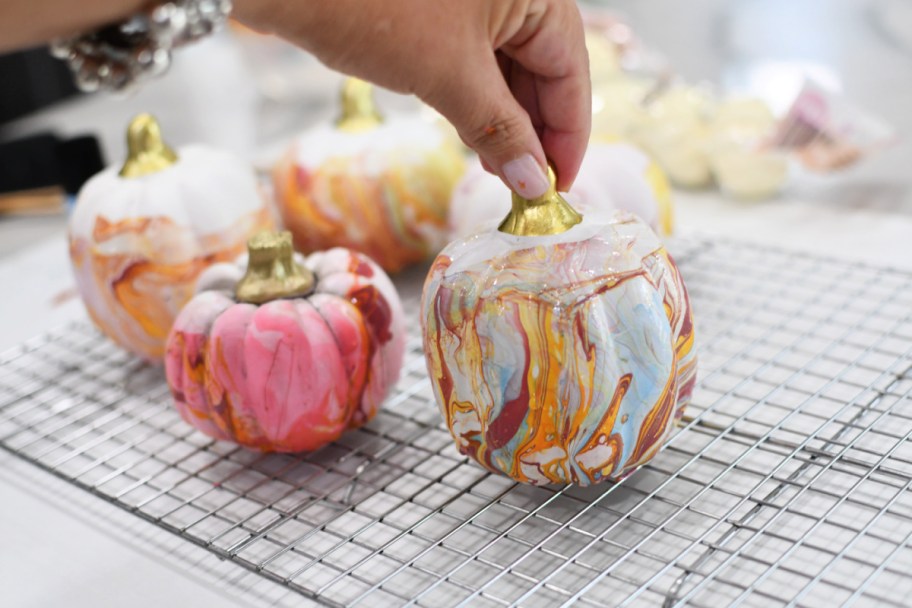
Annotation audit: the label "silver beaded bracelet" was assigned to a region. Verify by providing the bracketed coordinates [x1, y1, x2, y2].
[51, 0, 233, 92]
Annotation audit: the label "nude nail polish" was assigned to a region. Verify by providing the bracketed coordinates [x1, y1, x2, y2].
[502, 154, 549, 199]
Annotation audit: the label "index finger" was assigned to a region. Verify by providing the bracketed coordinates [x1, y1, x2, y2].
[503, 0, 591, 190]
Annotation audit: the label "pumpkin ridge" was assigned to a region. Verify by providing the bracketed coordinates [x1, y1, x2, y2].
[511, 299, 566, 482]
[309, 294, 369, 429]
[208, 300, 258, 443]
[209, 335, 240, 440]
[345, 285, 386, 425]
[165, 238, 406, 453]
[628, 358, 678, 466]
[563, 276, 625, 481]
[169, 293, 234, 441]
[255, 301, 298, 445]
[270, 336, 294, 446]
[573, 373, 632, 483]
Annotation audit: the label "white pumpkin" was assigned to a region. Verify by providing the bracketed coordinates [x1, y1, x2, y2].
[449, 141, 674, 240]
[69, 113, 274, 361]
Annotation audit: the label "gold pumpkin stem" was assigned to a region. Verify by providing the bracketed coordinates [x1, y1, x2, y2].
[336, 78, 384, 133]
[235, 231, 316, 304]
[119, 114, 179, 178]
[498, 166, 583, 236]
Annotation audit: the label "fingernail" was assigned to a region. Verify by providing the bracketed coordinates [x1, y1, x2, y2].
[502, 155, 549, 198]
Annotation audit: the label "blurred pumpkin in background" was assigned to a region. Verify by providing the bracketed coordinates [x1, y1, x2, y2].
[449, 141, 674, 240]
[272, 78, 465, 273]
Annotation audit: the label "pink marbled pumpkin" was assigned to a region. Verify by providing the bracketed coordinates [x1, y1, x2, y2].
[165, 247, 406, 452]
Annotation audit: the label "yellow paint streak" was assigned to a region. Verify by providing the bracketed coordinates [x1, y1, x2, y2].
[275, 142, 465, 273]
[75, 207, 272, 359]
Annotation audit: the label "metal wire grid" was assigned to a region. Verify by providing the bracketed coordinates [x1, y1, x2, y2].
[1, 237, 912, 608]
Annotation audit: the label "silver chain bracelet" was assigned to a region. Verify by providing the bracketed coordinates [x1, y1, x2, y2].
[50, 0, 233, 92]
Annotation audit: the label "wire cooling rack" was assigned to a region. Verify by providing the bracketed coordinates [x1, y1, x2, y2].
[2, 237, 912, 608]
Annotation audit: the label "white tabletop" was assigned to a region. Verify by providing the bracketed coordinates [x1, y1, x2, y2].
[1, 0, 911, 606]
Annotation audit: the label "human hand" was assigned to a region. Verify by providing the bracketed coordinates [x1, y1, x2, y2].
[234, 0, 591, 197]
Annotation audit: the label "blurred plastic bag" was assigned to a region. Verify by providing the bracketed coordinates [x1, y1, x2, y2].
[773, 79, 897, 172]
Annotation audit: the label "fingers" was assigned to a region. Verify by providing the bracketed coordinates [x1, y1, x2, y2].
[244, 0, 591, 199]
[504, 0, 591, 191]
[426, 54, 551, 199]
[535, 61, 591, 190]
[509, 59, 544, 137]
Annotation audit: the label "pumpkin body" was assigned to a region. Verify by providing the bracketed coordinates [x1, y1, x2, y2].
[69, 145, 273, 360]
[165, 248, 405, 452]
[449, 142, 673, 239]
[422, 212, 696, 485]
[273, 116, 465, 273]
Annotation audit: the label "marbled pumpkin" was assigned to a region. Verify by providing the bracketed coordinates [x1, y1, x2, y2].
[69, 115, 273, 361]
[165, 248, 406, 452]
[422, 212, 696, 485]
[273, 82, 465, 273]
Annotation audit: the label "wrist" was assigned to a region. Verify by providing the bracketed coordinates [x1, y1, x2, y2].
[231, 0, 364, 61]
[231, 0, 313, 37]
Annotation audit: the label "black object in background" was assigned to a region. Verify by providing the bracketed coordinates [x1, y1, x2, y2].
[0, 48, 80, 126]
[0, 134, 105, 195]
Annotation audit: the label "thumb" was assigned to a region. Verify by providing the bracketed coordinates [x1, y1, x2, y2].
[425, 58, 551, 199]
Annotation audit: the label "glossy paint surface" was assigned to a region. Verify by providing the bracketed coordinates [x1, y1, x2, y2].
[70, 208, 272, 360]
[166, 248, 406, 452]
[422, 212, 696, 485]
[69, 146, 273, 360]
